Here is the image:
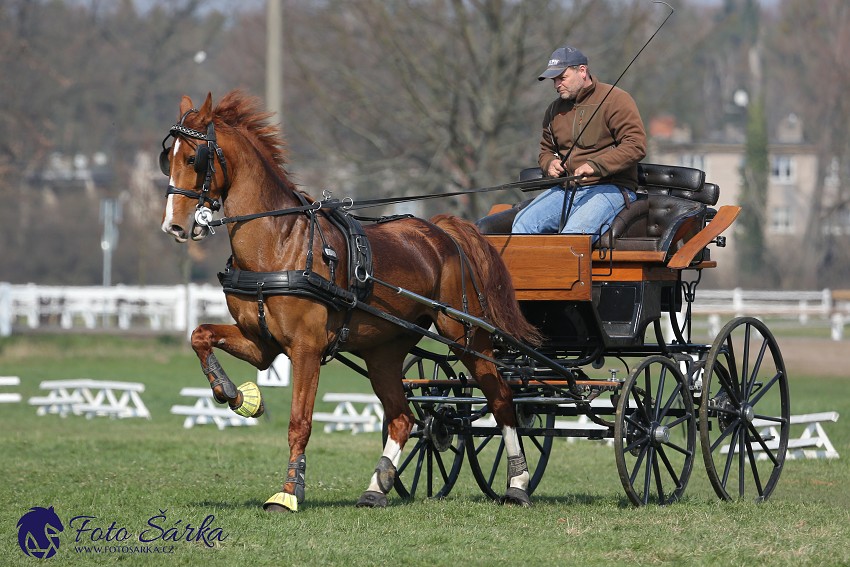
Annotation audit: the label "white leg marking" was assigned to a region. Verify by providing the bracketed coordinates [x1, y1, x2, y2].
[366, 439, 402, 493]
[161, 139, 181, 232]
[502, 425, 529, 490]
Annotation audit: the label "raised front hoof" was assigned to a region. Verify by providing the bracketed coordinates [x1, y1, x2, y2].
[263, 492, 298, 513]
[355, 491, 388, 508]
[500, 487, 532, 508]
[233, 381, 264, 418]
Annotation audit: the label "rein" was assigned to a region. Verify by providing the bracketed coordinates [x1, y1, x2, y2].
[204, 175, 581, 230]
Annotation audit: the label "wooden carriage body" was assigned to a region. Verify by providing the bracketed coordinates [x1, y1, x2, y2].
[478, 163, 740, 351]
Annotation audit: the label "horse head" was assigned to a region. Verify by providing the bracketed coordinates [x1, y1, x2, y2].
[160, 93, 229, 242]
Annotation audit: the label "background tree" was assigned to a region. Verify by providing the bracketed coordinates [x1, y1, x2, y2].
[1, 0, 848, 289]
[766, 0, 850, 288]
[735, 0, 769, 286]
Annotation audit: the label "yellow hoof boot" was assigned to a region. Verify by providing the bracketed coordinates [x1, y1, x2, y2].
[234, 381, 263, 418]
[263, 492, 298, 512]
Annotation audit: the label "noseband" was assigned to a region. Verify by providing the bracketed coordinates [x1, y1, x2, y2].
[160, 108, 230, 227]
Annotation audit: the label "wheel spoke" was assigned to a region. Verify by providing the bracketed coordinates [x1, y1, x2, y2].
[652, 449, 667, 503]
[720, 423, 742, 488]
[624, 413, 649, 435]
[624, 433, 650, 456]
[485, 440, 505, 488]
[409, 445, 427, 496]
[746, 422, 781, 466]
[397, 439, 424, 476]
[657, 382, 683, 420]
[657, 445, 683, 488]
[745, 336, 769, 399]
[709, 416, 740, 453]
[745, 434, 765, 496]
[629, 442, 649, 485]
[748, 370, 784, 406]
[643, 446, 655, 503]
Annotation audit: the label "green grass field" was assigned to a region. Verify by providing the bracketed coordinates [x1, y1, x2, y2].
[1, 334, 848, 566]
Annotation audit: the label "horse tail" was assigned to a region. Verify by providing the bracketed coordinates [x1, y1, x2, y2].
[430, 214, 542, 347]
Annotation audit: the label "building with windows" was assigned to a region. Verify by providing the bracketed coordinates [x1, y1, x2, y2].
[648, 114, 823, 287]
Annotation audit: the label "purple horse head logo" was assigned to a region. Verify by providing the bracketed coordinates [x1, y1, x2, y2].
[17, 506, 64, 559]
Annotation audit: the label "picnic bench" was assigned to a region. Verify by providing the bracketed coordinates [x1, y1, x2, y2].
[28, 379, 150, 419]
[313, 392, 384, 434]
[0, 376, 22, 404]
[170, 387, 258, 430]
[722, 411, 840, 460]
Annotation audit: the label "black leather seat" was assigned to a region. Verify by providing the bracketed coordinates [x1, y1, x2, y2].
[475, 163, 719, 257]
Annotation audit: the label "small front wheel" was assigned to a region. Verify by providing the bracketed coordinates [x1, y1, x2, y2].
[384, 355, 467, 500]
[615, 355, 696, 506]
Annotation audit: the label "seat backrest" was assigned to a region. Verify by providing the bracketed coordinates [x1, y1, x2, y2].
[637, 163, 718, 205]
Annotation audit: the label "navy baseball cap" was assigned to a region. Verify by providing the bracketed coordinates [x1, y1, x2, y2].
[538, 46, 588, 81]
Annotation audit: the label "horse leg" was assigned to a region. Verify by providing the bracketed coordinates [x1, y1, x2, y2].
[191, 323, 277, 417]
[355, 345, 416, 508]
[458, 338, 532, 507]
[263, 348, 323, 513]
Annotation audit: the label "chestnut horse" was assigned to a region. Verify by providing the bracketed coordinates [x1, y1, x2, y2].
[159, 91, 541, 511]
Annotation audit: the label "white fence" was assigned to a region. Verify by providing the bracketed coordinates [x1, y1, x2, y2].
[687, 288, 849, 340]
[1, 283, 849, 340]
[0, 282, 232, 338]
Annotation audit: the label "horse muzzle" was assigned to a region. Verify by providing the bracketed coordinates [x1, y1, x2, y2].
[161, 208, 210, 243]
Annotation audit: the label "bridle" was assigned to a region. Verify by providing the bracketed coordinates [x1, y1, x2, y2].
[160, 108, 230, 228]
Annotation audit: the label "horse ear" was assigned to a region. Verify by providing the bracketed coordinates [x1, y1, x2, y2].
[179, 95, 194, 117]
[198, 92, 214, 121]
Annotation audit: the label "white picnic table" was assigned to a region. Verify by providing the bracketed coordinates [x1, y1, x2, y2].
[28, 379, 150, 419]
[313, 392, 384, 434]
[721, 411, 840, 460]
[0, 376, 22, 404]
[170, 387, 258, 430]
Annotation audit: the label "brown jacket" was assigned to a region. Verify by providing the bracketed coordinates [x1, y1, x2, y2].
[538, 75, 646, 191]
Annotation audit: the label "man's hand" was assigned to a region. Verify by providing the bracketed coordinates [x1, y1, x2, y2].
[573, 163, 594, 178]
[547, 159, 594, 179]
[546, 159, 566, 178]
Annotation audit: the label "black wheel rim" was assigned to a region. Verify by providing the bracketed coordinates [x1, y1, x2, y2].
[614, 355, 696, 506]
[698, 317, 790, 502]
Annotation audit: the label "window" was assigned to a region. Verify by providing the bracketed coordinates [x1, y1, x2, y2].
[770, 156, 795, 183]
[769, 206, 794, 234]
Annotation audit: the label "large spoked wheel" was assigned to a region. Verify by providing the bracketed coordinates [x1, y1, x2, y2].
[383, 355, 467, 500]
[464, 403, 554, 500]
[699, 317, 790, 502]
[614, 355, 696, 506]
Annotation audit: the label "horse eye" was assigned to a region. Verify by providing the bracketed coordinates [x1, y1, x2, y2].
[188, 155, 196, 165]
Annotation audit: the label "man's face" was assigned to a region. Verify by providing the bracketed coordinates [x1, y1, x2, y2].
[552, 65, 586, 101]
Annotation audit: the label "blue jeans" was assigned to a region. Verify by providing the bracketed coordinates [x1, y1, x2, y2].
[511, 184, 636, 242]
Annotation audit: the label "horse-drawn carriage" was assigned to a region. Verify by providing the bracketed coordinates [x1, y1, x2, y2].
[159, 91, 789, 511]
[393, 163, 789, 506]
